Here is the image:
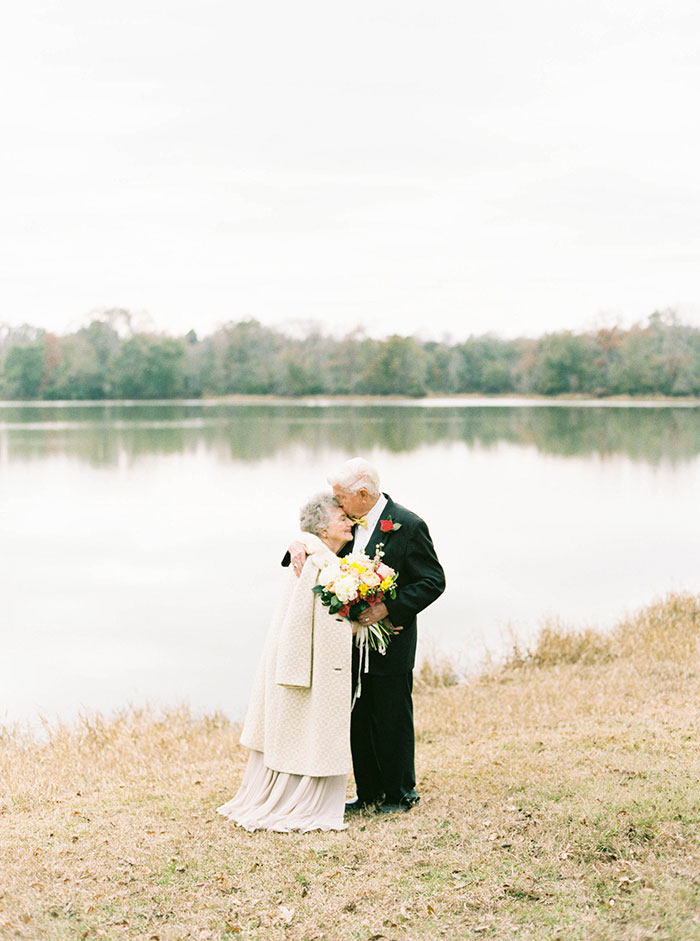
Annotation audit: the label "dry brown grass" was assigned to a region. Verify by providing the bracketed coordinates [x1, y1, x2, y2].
[2, 593, 700, 941]
[505, 593, 700, 669]
[415, 645, 462, 690]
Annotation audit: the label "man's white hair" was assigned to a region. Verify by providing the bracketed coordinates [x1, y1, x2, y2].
[327, 457, 381, 496]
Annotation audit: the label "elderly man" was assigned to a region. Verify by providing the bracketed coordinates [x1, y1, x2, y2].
[290, 457, 445, 814]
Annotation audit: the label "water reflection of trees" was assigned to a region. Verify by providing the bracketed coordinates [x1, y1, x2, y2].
[2, 404, 699, 467]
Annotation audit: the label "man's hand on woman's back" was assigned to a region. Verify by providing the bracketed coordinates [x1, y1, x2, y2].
[289, 541, 308, 577]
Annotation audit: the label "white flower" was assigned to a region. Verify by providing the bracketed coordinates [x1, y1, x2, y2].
[335, 573, 360, 603]
[343, 551, 372, 568]
[318, 563, 340, 588]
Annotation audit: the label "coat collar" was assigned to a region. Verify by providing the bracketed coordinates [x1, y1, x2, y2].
[298, 531, 344, 568]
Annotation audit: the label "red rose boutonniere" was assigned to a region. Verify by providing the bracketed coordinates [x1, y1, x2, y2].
[379, 516, 402, 532]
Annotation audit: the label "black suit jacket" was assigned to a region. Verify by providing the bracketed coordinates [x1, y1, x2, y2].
[351, 493, 445, 676]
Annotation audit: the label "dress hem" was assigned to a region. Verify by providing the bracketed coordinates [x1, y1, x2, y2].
[216, 749, 348, 834]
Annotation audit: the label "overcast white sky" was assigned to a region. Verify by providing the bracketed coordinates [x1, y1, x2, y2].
[2, 0, 699, 341]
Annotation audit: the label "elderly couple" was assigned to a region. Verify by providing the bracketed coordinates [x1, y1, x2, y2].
[217, 457, 445, 831]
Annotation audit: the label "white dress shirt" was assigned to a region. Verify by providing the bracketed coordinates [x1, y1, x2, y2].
[352, 493, 388, 554]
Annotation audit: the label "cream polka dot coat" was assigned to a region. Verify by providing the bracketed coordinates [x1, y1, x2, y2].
[239, 533, 352, 777]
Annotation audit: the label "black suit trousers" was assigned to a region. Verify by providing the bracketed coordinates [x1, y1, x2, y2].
[350, 655, 416, 804]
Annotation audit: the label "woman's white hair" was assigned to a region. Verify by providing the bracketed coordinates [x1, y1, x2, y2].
[327, 457, 381, 496]
[299, 491, 339, 536]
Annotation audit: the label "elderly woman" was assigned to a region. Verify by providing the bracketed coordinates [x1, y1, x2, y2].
[217, 492, 355, 832]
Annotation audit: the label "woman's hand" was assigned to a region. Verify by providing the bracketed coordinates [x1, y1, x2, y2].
[351, 620, 359, 635]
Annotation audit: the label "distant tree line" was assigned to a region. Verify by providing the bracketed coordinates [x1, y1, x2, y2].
[1, 309, 699, 400]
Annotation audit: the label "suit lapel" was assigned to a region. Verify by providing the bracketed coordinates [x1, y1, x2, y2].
[365, 494, 396, 558]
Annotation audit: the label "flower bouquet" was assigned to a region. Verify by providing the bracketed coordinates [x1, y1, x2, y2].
[313, 546, 399, 654]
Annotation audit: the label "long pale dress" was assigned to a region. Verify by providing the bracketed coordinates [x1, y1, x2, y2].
[216, 750, 348, 833]
[217, 534, 352, 833]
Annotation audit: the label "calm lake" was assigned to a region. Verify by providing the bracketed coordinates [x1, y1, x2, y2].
[2, 398, 699, 728]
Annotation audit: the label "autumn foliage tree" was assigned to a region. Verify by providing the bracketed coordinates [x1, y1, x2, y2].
[1, 310, 699, 400]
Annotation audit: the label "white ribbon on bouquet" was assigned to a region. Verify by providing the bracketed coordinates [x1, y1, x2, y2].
[351, 621, 388, 710]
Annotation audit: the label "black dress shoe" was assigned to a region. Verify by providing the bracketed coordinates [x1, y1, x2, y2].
[345, 797, 381, 813]
[376, 794, 420, 815]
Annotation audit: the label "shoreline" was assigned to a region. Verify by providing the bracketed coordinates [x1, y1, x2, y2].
[1, 590, 696, 740]
[1, 392, 699, 408]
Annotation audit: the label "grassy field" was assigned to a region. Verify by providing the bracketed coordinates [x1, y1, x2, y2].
[2, 593, 699, 941]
